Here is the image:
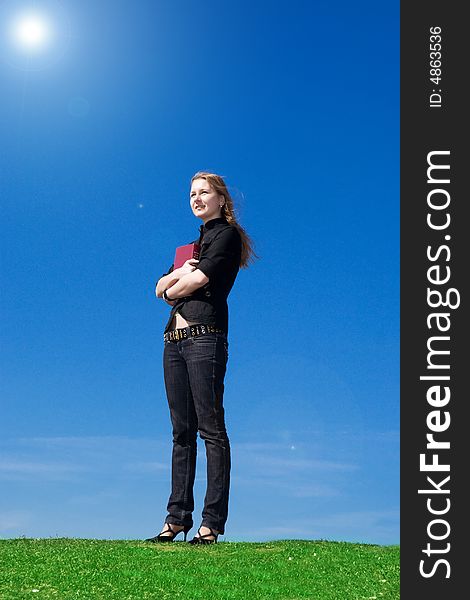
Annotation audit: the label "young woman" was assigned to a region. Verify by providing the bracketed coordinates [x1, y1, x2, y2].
[147, 172, 257, 544]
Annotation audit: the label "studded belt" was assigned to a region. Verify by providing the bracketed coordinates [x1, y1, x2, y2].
[163, 323, 225, 343]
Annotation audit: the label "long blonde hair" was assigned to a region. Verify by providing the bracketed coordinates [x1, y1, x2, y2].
[191, 171, 259, 269]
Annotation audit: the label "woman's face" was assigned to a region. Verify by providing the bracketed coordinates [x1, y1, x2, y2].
[190, 178, 224, 223]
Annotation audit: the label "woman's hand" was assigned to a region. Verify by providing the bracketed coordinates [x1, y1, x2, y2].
[161, 261, 205, 304]
[178, 258, 199, 276]
[156, 260, 197, 299]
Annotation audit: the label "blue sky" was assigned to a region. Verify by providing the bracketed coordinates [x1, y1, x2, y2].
[1, 0, 399, 544]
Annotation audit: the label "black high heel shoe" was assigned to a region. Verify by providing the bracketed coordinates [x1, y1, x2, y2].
[145, 523, 191, 543]
[188, 526, 219, 545]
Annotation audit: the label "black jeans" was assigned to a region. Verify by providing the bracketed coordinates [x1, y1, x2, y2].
[163, 332, 230, 534]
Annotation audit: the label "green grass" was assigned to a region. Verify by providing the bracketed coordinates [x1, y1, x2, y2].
[0, 538, 399, 600]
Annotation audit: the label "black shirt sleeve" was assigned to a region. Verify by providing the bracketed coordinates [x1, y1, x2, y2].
[196, 227, 241, 280]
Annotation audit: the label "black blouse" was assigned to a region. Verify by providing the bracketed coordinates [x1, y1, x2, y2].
[161, 217, 242, 334]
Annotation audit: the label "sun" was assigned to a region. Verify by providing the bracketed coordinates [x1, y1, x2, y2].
[1, 1, 70, 70]
[12, 13, 51, 51]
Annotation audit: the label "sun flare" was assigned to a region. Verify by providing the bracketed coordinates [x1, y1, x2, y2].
[12, 13, 50, 50]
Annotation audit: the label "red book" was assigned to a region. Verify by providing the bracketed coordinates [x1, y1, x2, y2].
[173, 243, 200, 269]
